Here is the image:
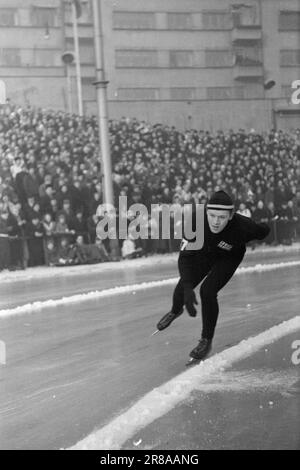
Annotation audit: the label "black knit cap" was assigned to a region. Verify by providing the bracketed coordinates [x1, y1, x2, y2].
[206, 190, 234, 211]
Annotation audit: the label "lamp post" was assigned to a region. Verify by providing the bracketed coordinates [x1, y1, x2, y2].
[92, 0, 119, 259]
[71, 0, 83, 115]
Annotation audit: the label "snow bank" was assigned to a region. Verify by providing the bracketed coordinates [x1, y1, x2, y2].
[0, 254, 176, 284]
[1, 260, 300, 319]
[68, 315, 300, 450]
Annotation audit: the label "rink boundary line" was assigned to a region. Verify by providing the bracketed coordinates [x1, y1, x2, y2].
[1, 260, 300, 319]
[68, 315, 300, 450]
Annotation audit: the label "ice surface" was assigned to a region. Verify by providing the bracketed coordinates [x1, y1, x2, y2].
[69, 316, 300, 450]
[1, 260, 300, 319]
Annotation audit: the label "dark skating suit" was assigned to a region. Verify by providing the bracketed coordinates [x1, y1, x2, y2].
[172, 211, 270, 339]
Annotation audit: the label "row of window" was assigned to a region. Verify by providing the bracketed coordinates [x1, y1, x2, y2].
[0, 7, 59, 27]
[0, 47, 299, 68]
[115, 49, 299, 68]
[113, 11, 233, 30]
[0, 48, 62, 67]
[113, 10, 297, 31]
[115, 48, 263, 68]
[114, 86, 294, 101]
[0, 2, 92, 27]
[0, 7, 298, 31]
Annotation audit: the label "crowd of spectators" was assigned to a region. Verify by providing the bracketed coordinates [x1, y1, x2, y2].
[0, 101, 299, 270]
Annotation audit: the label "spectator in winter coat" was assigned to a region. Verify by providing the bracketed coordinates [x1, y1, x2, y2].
[69, 210, 87, 239]
[252, 200, 269, 224]
[287, 200, 298, 241]
[54, 213, 72, 234]
[6, 210, 25, 269]
[40, 185, 55, 215]
[25, 216, 45, 266]
[71, 235, 91, 264]
[42, 213, 56, 237]
[277, 202, 293, 244]
[236, 202, 251, 218]
[0, 211, 10, 270]
[24, 196, 37, 221]
[23, 167, 40, 199]
[88, 191, 102, 217]
[87, 213, 98, 243]
[44, 239, 59, 266]
[93, 237, 110, 262]
[57, 237, 75, 265]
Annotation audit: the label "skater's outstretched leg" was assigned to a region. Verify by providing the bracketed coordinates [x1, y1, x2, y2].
[156, 279, 185, 331]
[156, 271, 203, 331]
[199, 255, 243, 340]
[188, 254, 244, 362]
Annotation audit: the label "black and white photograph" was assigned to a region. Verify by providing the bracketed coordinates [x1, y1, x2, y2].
[0, 0, 299, 453]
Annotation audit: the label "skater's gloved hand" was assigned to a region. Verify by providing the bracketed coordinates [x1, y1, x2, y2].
[184, 287, 198, 317]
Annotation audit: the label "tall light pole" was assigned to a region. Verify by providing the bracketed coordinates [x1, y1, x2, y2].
[91, 0, 114, 207]
[92, 0, 119, 259]
[71, 0, 83, 115]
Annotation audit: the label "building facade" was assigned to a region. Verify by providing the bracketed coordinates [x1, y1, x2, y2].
[0, 0, 299, 130]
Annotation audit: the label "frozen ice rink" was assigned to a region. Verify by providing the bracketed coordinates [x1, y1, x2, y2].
[0, 246, 299, 450]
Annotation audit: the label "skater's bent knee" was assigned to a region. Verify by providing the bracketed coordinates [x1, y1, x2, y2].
[200, 284, 217, 300]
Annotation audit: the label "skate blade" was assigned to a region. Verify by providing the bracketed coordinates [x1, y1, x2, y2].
[151, 329, 160, 336]
[185, 358, 201, 367]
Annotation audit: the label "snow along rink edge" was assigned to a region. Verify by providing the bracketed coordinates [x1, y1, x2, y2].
[68, 315, 300, 450]
[1, 260, 300, 319]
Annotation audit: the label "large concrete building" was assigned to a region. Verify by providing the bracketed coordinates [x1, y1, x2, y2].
[0, 0, 299, 130]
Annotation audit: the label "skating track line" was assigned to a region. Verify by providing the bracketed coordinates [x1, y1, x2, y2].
[1, 260, 300, 319]
[68, 315, 300, 450]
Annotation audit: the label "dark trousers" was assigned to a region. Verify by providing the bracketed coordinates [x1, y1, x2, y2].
[0, 238, 10, 269]
[171, 252, 244, 340]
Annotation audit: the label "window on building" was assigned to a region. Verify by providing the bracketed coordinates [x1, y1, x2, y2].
[31, 7, 58, 27]
[0, 48, 21, 66]
[169, 50, 194, 67]
[233, 46, 262, 65]
[207, 86, 264, 100]
[113, 12, 155, 29]
[167, 13, 194, 29]
[170, 88, 196, 100]
[202, 11, 232, 30]
[205, 50, 233, 67]
[64, 0, 92, 23]
[33, 49, 60, 67]
[0, 8, 17, 26]
[117, 88, 159, 100]
[116, 50, 158, 68]
[66, 38, 95, 64]
[207, 87, 263, 100]
[232, 4, 260, 27]
[207, 87, 235, 100]
[279, 11, 300, 30]
[280, 50, 300, 66]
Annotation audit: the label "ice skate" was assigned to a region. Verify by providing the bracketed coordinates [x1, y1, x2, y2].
[186, 338, 212, 366]
[152, 309, 183, 335]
